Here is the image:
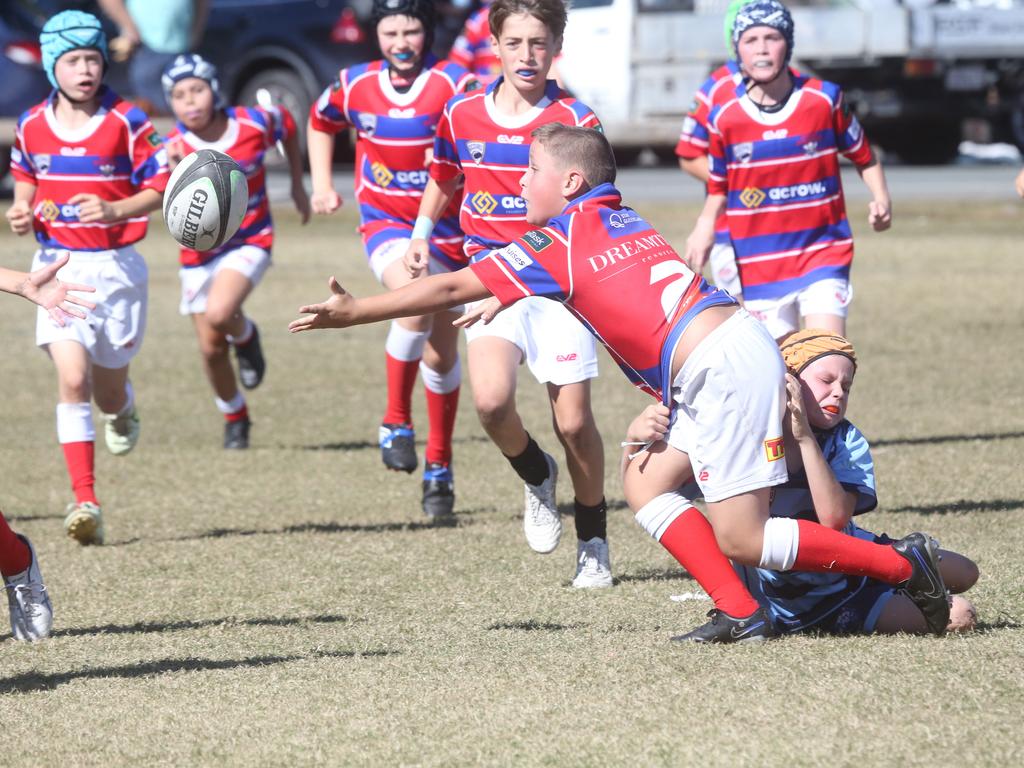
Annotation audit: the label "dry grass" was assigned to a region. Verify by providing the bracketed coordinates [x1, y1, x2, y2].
[0, 200, 1021, 767]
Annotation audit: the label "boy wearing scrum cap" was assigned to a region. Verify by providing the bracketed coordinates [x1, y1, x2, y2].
[4, 10, 169, 545]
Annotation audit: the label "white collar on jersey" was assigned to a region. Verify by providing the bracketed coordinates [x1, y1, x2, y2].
[378, 64, 431, 107]
[737, 83, 805, 126]
[183, 115, 240, 153]
[44, 101, 110, 143]
[483, 77, 554, 130]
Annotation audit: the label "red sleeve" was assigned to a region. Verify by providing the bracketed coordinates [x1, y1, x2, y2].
[706, 122, 728, 196]
[309, 76, 350, 135]
[8, 124, 36, 184]
[833, 91, 873, 167]
[134, 120, 170, 193]
[429, 104, 463, 183]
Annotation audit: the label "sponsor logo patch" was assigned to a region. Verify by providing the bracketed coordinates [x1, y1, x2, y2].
[522, 230, 552, 252]
[556, 353, 578, 362]
[467, 140, 486, 164]
[607, 211, 642, 229]
[147, 132, 162, 148]
[498, 244, 533, 271]
[470, 190, 497, 215]
[739, 187, 766, 208]
[370, 161, 394, 187]
[38, 199, 60, 221]
[764, 437, 785, 462]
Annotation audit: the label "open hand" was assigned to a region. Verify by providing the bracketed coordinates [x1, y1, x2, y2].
[22, 252, 97, 326]
[289, 276, 357, 332]
[452, 296, 503, 328]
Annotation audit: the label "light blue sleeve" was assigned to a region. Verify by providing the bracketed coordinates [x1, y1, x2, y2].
[824, 421, 876, 513]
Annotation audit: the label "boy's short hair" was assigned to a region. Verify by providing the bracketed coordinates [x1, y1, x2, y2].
[531, 124, 617, 188]
[489, 0, 568, 41]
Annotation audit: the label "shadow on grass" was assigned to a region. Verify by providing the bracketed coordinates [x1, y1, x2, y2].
[298, 434, 492, 452]
[105, 516, 463, 547]
[873, 430, 1024, 448]
[615, 568, 694, 584]
[974, 614, 1023, 632]
[486, 620, 583, 631]
[4, 513, 65, 523]
[0, 648, 395, 695]
[51, 613, 350, 639]
[886, 499, 1023, 515]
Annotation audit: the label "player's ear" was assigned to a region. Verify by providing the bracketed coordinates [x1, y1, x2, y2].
[564, 168, 587, 196]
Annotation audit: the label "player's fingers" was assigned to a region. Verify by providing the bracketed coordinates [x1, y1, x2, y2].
[328, 276, 346, 295]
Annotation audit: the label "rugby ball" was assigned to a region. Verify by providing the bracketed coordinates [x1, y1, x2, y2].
[163, 149, 247, 251]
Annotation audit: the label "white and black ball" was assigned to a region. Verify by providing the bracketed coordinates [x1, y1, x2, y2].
[163, 149, 247, 251]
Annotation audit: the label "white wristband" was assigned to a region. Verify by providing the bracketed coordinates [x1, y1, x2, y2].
[412, 215, 434, 241]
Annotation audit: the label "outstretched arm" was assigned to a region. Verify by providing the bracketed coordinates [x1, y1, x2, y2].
[290, 267, 492, 332]
[0, 253, 96, 325]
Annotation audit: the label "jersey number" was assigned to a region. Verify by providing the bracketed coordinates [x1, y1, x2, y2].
[649, 261, 697, 321]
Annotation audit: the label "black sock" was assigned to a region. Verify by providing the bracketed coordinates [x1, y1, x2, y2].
[505, 434, 550, 487]
[574, 497, 607, 542]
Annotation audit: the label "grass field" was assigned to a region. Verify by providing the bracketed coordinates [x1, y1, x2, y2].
[1, 198, 1022, 767]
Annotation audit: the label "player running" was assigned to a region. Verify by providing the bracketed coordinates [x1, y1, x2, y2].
[685, 0, 891, 341]
[308, 0, 476, 518]
[403, 0, 611, 587]
[163, 53, 310, 449]
[290, 123, 951, 642]
[1, 255, 95, 641]
[5, 10, 169, 545]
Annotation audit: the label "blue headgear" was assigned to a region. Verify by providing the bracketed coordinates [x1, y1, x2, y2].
[372, 0, 436, 54]
[161, 54, 225, 110]
[732, 0, 795, 62]
[39, 10, 109, 89]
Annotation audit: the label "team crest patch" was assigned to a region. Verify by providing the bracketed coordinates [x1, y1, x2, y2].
[38, 199, 60, 221]
[522, 230, 552, 252]
[467, 140, 486, 164]
[764, 437, 785, 462]
[740, 187, 766, 208]
[370, 161, 394, 187]
[34, 154, 51, 174]
[733, 142, 754, 163]
[470, 191, 498, 215]
[358, 113, 377, 136]
[802, 140, 818, 155]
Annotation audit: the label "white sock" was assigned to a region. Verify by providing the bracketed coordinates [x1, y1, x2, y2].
[56, 402, 95, 444]
[760, 517, 800, 570]
[634, 492, 691, 542]
[215, 392, 246, 414]
[420, 358, 460, 394]
[226, 317, 254, 345]
[385, 323, 428, 362]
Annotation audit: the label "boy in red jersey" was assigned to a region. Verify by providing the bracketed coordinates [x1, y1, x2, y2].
[164, 54, 309, 450]
[686, 0, 891, 342]
[291, 124, 950, 642]
[308, 0, 476, 518]
[4, 10, 169, 546]
[2, 255, 95, 641]
[403, 0, 611, 587]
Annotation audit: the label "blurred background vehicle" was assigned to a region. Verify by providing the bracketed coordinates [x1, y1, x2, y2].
[561, 0, 1024, 165]
[0, 0, 377, 180]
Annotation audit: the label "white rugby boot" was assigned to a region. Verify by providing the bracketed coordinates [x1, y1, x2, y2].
[64, 501, 105, 545]
[523, 452, 560, 554]
[103, 406, 140, 456]
[571, 537, 613, 588]
[4, 535, 53, 642]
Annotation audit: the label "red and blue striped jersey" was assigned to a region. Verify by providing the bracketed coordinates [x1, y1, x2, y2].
[9, 86, 169, 251]
[449, 6, 501, 88]
[166, 105, 295, 267]
[432, 77, 600, 260]
[471, 184, 737, 402]
[310, 56, 475, 265]
[707, 75, 874, 300]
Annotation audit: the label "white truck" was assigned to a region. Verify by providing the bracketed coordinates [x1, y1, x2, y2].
[560, 0, 1024, 164]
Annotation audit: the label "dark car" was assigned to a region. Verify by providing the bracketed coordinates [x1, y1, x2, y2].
[1, 0, 377, 178]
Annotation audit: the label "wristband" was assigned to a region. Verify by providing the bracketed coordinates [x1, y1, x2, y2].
[412, 215, 435, 241]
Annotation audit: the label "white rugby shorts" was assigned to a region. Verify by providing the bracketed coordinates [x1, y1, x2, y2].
[368, 237, 452, 283]
[34, 246, 148, 369]
[744, 277, 853, 340]
[465, 296, 599, 386]
[667, 308, 788, 502]
[709, 241, 742, 299]
[179, 245, 271, 315]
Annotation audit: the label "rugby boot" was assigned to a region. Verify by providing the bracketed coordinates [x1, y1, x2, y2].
[235, 323, 266, 390]
[421, 461, 455, 519]
[224, 417, 251, 450]
[103, 406, 140, 456]
[893, 532, 950, 636]
[523, 452, 560, 554]
[671, 607, 776, 644]
[63, 501, 104, 546]
[4, 535, 52, 642]
[379, 422, 417, 473]
[571, 537, 613, 589]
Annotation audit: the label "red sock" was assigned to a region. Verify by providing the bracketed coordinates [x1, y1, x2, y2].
[0, 513, 31, 577]
[62, 441, 98, 505]
[424, 386, 459, 466]
[660, 507, 761, 617]
[383, 352, 419, 425]
[225, 404, 249, 423]
[793, 519, 911, 584]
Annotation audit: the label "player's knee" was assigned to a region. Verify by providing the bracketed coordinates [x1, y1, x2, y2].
[59, 370, 90, 401]
[199, 335, 229, 361]
[714, 527, 760, 564]
[204, 305, 237, 332]
[551, 410, 593, 448]
[473, 391, 515, 428]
